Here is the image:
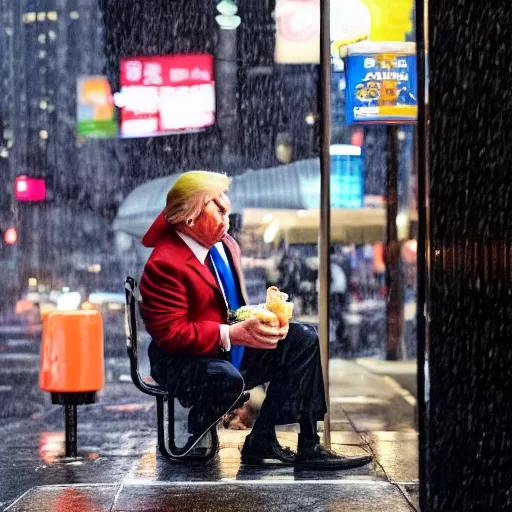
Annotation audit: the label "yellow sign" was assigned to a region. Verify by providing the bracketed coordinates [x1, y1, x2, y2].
[331, 0, 414, 58]
[275, 0, 414, 65]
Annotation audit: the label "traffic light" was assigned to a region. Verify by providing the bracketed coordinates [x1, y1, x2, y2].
[14, 176, 46, 201]
[3, 227, 17, 245]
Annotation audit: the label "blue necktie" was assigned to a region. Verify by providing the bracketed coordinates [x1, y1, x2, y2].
[209, 244, 245, 370]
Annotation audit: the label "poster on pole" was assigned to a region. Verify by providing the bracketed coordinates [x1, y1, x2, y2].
[345, 41, 417, 125]
[77, 76, 118, 138]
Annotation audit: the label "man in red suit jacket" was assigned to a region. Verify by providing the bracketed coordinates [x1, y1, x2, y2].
[140, 171, 372, 469]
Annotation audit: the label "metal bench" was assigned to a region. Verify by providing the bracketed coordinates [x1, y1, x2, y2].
[124, 276, 219, 462]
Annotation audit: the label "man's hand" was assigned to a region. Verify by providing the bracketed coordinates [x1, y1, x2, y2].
[229, 317, 289, 349]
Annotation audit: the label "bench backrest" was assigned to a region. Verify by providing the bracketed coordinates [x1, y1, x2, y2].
[124, 276, 167, 397]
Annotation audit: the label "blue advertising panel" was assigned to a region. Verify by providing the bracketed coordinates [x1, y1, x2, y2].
[299, 146, 364, 209]
[345, 43, 417, 125]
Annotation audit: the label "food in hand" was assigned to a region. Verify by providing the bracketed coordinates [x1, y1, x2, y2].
[230, 286, 293, 328]
[231, 305, 279, 327]
[265, 286, 294, 327]
[231, 305, 257, 322]
[253, 308, 279, 327]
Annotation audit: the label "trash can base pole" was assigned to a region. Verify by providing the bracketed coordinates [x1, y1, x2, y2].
[51, 391, 96, 405]
[64, 404, 77, 458]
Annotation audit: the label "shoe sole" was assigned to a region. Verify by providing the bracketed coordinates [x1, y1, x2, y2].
[294, 456, 373, 470]
[241, 457, 296, 467]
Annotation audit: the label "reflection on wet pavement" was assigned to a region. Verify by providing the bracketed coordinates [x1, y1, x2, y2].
[1, 358, 418, 511]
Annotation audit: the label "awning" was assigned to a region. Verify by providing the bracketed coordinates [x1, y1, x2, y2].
[241, 207, 385, 245]
[113, 159, 387, 244]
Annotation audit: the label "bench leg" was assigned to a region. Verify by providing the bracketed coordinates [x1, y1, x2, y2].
[155, 395, 219, 462]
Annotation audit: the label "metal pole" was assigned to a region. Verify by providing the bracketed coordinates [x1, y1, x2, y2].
[64, 404, 78, 457]
[415, 0, 430, 506]
[385, 125, 405, 360]
[319, 0, 332, 449]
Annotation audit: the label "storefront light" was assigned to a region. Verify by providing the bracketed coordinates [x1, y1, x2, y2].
[47, 12, 58, 21]
[23, 13, 36, 24]
[263, 220, 280, 243]
[37, 12, 46, 22]
[330, 144, 361, 156]
[396, 212, 409, 240]
[305, 113, 317, 125]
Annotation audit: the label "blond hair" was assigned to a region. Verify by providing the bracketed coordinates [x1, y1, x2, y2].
[163, 171, 232, 225]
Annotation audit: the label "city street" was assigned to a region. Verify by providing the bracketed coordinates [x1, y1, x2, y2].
[0, 358, 418, 511]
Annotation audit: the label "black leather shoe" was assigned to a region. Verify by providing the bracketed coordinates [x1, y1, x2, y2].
[295, 440, 372, 470]
[241, 434, 296, 466]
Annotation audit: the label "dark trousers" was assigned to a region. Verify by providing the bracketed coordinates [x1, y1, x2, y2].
[149, 322, 327, 435]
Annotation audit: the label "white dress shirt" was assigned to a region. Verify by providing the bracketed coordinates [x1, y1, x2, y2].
[176, 231, 231, 351]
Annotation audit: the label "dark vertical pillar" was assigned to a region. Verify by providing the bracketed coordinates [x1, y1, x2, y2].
[214, 27, 239, 171]
[420, 0, 512, 509]
[386, 126, 405, 360]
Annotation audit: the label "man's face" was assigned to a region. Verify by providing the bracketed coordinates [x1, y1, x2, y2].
[188, 191, 231, 247]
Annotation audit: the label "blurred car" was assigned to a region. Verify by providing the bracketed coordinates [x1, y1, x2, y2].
[0, 313, 43, 354]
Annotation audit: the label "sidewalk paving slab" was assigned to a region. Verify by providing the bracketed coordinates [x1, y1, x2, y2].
[6, 481, 415, 512]
[1, 359, 419, 511]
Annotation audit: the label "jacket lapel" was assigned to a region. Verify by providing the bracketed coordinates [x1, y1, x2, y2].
[222, 234, 250, 305]
[165, 228, 221, 294]
[185, 253, 220, 293]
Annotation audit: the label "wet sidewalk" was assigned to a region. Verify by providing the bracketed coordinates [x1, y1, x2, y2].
[1, 360, 418, 511]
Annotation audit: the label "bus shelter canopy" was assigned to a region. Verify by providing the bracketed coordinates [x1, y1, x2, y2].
[113, 159, 386, 245]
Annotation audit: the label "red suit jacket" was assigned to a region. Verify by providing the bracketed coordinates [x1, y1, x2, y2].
[139, 212, 249, 358]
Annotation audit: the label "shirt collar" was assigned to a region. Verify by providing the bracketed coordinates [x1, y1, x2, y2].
[176, 231, 209, 264]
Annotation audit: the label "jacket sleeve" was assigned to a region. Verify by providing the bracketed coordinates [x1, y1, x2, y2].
[140, 257, 221, 357]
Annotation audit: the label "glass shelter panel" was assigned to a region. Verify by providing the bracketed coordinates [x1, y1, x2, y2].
[0, 0, 419, 508]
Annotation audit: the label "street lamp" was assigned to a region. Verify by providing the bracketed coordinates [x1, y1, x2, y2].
[215, 0, 241, 30]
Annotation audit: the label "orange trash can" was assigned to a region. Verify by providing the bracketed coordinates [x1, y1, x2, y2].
[39, 310, 104, 457]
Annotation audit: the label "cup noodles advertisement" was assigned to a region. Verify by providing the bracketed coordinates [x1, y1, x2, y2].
[117, 54, 215, 138]
[345, 42, 417, 125]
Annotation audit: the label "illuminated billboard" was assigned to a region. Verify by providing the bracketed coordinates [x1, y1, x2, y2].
[117, 54, 215, 138]
[15, 176, 46, 202]
[76, 76, 118, 139]
[345, 42, 417, 125]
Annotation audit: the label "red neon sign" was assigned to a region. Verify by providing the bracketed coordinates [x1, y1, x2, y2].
[118, 54, 215, 138]
[15, 176, 46, 201]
